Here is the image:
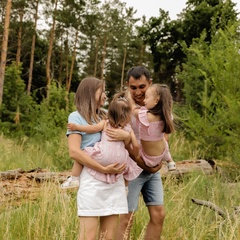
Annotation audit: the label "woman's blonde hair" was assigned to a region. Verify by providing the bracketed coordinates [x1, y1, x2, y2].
[75, 77, 106, 124]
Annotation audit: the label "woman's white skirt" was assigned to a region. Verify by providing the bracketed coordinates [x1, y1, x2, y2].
[77, 167, 128, 216]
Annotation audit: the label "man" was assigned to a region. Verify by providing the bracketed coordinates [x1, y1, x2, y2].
[108, 66, 165, 239]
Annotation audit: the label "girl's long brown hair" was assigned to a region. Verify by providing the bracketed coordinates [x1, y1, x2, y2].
[148, 84, 175, 134]
[75, 77, 106, 124]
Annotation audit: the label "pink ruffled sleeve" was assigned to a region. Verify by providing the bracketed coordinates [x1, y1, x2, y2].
[138, 107, 149, 126]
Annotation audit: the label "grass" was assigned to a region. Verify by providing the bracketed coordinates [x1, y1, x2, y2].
[1, 174, 239, 239]
[0, 132, 70, 172]
[163, 174, 240, 240]
[0, 132, 240, 239]
[0, 183, 78, 240]
[132, 174, 240, 240]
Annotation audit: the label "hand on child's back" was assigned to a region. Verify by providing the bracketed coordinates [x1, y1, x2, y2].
[67, 123, 77, 131]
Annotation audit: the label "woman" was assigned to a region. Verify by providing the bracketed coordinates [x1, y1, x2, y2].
[67, 77, 127, 240]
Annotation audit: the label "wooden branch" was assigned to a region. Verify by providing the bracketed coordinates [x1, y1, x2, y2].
[191, 198, 227, 218]
[234, 206, 240, 215]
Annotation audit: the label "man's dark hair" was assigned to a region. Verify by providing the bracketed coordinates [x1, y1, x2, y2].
[126, 66, 150, 82]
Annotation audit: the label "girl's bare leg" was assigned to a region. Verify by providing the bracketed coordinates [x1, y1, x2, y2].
[72, 160, 83, 177]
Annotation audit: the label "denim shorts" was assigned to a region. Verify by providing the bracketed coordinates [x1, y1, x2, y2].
[127, 171, 164, 212]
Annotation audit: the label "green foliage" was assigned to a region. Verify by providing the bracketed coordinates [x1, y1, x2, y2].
[0, 63, 36, 135]
[183, 0, 237, 45]
[139, 0, 238, 101]
[0, 131, 71, 172]
[178, 23, 240, 163]
[1, 0, 239, 169]
[138, 10, 182, 85]
[24, 82, 75, 141]
[0, 65, 75, 143]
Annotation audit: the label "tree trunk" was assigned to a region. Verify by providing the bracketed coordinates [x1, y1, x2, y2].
[100, 33, 107, 80]
[94, 39, 99, 77]
[65, 32, 69, 91]
[16, 7, 24, 66]
[46, 0, 58, 99]
[58, 35, 63, 86]
[120, 47, 127, 91]
[66, 29, 78, 93]
[0, 0, 12, 108]
[27, 0, 39, 95]
[139, 44, 145, 65]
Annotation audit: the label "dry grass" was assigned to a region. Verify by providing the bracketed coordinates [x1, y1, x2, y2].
[1, 173, 239, 239]
[0, 133, 239, 239]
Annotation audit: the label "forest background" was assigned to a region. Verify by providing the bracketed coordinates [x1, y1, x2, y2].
[1, 0, 240, 239]
[0, 0, 240, 176]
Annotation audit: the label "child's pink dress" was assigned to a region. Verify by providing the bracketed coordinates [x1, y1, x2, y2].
[137, 107, 172, 167]
[84, 123, 142, 184]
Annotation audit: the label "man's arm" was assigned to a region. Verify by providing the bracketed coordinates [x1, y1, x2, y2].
[129, 152, 163, 174]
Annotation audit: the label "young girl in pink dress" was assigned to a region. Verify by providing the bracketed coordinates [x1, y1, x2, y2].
[67, 91, 142, 185]
[128, 83, 176, 171]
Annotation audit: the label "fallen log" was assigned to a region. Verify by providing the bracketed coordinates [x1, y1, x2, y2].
[0, 160, 235, 209]
[160, 159, 214, 178]
[0, 168, 25, 180]
[0, 159, 214, 182]
[0, 168, 70, 207]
